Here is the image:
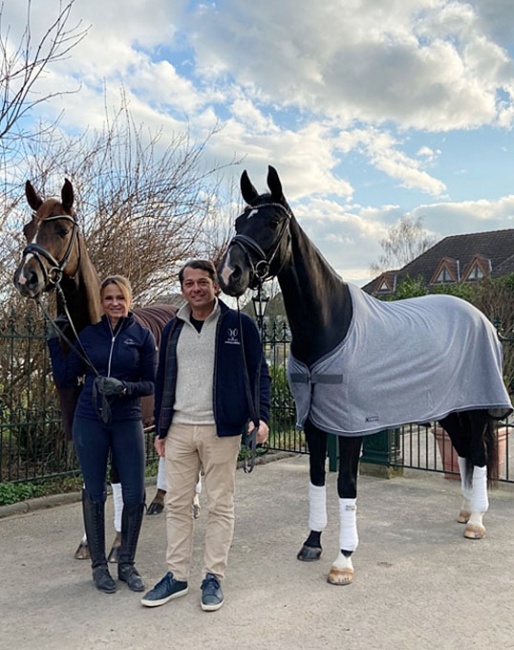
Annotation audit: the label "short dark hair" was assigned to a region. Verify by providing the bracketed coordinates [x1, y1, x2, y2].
[178, 259, 217, 286]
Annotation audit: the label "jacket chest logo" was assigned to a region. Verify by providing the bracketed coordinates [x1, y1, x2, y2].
[225, 328, 240, 345]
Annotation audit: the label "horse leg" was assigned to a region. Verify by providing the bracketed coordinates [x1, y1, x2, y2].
[297, 420, 327, 561]
[146, 455, 166, 515]
[74, 531, 90, 560]
[328, 435, 362, 586]
[440, 411, 491, 540]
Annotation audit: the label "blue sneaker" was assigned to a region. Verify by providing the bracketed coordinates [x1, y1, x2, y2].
[201, 573, 224, 611]
[141, 572, 188, 607]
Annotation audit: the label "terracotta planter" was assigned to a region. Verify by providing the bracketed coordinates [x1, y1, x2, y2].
[431, 425, 510, 481]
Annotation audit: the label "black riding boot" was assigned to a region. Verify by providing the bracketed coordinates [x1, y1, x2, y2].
[118, 502, 145, 592]
[82, 489, 116, 594]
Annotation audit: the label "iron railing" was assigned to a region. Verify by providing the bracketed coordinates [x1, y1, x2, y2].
[0, 308, 512, 483]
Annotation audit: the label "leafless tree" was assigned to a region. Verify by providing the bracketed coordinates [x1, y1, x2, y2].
[0, 0, 87, 144]
[4, 97, 237, 309]
[370, 215, 437, 275]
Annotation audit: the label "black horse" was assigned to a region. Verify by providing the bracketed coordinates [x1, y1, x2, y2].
[218, 165, 512, 585]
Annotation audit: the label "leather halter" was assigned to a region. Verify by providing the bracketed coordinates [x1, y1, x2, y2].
[22, 214, 79, 290]
[229, 202, 291, 288]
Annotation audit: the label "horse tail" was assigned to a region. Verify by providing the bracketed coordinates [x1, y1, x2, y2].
[485, 416, 499, 488]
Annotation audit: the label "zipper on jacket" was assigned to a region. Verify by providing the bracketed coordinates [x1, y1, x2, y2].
[107, 320, 118, 377]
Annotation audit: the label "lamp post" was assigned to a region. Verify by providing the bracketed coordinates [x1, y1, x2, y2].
[251, 284, 269, 337]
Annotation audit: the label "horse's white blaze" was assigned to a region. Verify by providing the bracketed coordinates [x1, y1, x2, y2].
[219, 250, 236, 287]
[17, 223, 41, 281]
[247, 208, 259, 219]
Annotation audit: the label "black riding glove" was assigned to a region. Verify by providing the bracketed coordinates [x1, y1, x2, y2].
[94, 376, 127, 396]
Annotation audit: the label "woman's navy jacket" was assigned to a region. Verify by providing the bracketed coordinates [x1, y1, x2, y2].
[155, 300, 271, 439]
[48, 313, 157, 422]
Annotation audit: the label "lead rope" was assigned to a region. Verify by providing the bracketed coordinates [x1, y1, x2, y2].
[36, 292, 100, 379]
[236, 297, 261, 473]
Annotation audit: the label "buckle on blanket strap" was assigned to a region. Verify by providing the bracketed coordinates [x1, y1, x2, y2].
[289, 373, 343, 384]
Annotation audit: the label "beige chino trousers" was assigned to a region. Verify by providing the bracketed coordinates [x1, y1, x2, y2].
[164, 423, 241, 582]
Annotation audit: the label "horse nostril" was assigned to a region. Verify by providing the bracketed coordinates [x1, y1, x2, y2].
[26, 270, 39, 288]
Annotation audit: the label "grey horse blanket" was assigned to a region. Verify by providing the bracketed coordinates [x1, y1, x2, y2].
[288, 283, 512, 436]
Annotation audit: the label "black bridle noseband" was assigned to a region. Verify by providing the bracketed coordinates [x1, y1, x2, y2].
[22, 214, 79, 290]
[229, 202, 291, 289]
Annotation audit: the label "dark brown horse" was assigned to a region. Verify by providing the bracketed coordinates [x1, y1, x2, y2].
[13, 179, 190, 560]
[218, 165, 512, 585]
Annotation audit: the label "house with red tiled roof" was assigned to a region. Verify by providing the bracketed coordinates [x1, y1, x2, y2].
[362, 229, 514, 296]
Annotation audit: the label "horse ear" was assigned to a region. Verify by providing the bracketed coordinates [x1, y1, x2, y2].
[61, 179, 74, 214]
[240, 170, 259, 205]
[267, 166, 284, 202]
[25, 181, 43, 211]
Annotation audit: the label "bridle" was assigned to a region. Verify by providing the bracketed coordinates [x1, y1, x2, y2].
[20, 211, 98, 375]
[22, 214, 80, 291]
[229, 202, 291, 289]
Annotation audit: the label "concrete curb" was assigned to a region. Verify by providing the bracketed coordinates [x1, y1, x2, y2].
[0, 449, 299, 519]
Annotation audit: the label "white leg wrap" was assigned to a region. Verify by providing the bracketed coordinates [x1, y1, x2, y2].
[156, 455, 167, 491]
[195, 475, 202, 495]
[308, 483, 327, 532]
[112, 482, 123, 533]
[339, 497, 358, 552]
[470, 465, 489, 513]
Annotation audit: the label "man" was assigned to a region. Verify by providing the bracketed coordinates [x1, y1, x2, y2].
[141, 259, 270, 611]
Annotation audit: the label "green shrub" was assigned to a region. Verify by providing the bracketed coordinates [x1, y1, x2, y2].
[0, 481, 44, 506]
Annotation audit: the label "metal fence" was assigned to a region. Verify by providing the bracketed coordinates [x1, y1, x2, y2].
[0, 308, 512, 484]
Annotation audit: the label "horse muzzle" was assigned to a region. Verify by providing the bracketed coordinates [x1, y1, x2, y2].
[13, 261, 48, 299]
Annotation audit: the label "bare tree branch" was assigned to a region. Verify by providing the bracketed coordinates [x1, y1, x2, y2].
[0, 0, 88, 142]
[370, 215, 437, 275]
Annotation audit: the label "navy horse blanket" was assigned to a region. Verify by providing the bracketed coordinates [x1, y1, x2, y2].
[288, 284, 512, 436]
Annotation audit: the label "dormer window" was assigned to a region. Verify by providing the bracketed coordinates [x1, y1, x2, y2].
[430, 258, 459, 284]
[462, 255, 491, 282]
[434, 267, 453, 283]
[374, 272, 397, 294]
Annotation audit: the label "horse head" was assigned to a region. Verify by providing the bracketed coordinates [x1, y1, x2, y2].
[13, 179, 81, 299]
[217, 165, 293, 297]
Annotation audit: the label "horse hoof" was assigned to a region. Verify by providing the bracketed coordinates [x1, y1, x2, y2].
[327, 567, 354, 586]
[464, 524, 486, 540]
[457, 510, 471, 524]
[74, 541, 90, 560]
[146, 502, 164, 516]
[192, 504, 201, 519]
[297, 545, 322, 562]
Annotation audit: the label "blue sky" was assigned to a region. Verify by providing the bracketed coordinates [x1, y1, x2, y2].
[5, 0, 514, 286]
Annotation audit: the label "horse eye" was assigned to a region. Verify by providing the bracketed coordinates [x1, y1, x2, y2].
[56, 226, 69, 238]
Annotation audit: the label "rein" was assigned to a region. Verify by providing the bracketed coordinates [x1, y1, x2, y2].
[236, 295, 263, 474]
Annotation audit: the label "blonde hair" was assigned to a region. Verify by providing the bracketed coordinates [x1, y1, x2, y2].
[100, 275, 133, 303]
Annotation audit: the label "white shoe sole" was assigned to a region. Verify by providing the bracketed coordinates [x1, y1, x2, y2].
[201, 599, 224, 612]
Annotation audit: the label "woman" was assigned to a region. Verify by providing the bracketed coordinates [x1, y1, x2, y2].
[48, 276, 157, 594]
